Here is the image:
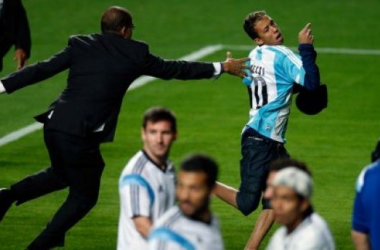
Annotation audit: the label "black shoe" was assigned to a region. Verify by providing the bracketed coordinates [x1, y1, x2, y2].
[0, 188, 15, 222]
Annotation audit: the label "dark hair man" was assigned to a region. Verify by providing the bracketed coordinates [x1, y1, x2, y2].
[148, 154, 223, 250]
[214, 10, 321, 249]
[0, 6, 247, 249]
[118, 107, 178, 249]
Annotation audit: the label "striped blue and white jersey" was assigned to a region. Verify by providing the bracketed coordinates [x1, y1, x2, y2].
[117, 150, 176, 250]
[148, 206, 224, 250]
[243, 45, 306, 143]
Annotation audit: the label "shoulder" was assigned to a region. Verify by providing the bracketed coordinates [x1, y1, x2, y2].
[153, 206, 182, 228]
[356, 160, 380, 192]
[266, 45, 294, 55]
[68, 34, 94, 43]
[267, 226, 286, 249]
[120, 151, 150, 178]
[299, 214, 334, 247]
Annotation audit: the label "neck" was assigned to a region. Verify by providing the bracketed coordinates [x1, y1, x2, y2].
[286, 216, 304, 234]
[189, 208, 212, 224]
[143, 149, 167, 170]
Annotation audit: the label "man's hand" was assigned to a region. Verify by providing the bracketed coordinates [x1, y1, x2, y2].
[14, 49, 28, 70]
[298, 23, 314, 44]
[222, 51, 249, 78]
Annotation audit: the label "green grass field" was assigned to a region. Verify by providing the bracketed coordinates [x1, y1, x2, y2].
[1, 0, 379, 249]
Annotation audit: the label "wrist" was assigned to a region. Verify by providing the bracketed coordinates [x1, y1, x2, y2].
[222, 62, 229, 73]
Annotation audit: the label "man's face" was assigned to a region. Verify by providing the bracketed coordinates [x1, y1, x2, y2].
[263, 171, 278, 200]
[271, 186, 308, 227]
[142, 120, 176, 163]
[253, 15, 283, 46]
[176, 171, 211, 218]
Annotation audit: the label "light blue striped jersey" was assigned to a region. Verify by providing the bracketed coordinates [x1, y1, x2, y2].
[243, 45, 306, 143]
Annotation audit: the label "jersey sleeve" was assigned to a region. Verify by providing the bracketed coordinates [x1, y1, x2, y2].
[119, 174, 154, 218]
[352, 169, 370, 233]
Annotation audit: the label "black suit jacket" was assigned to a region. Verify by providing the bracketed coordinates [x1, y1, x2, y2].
[1, 34, 215, 142]
[0, 0, 31, 71]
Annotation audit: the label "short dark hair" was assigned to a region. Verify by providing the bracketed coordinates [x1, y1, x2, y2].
[269, 158, 312, 177]
[142, 107, 177, 132]
[101, 6, 134, 34]
[180, 154, 218, 188]
[243, 11, 267, 40]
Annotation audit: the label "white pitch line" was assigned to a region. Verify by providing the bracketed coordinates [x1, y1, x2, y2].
[223, 45, 380, 56]
[0, 122, 43, 147]
[0, 45, 224, 148]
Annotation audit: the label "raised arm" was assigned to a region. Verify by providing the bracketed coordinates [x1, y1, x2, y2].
[298, 23, 320, 91]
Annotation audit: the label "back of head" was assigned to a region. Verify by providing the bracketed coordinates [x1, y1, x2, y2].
[180, 154, 218, 188]
[243, 11, 267, 40]
[101, 6, 133, 34]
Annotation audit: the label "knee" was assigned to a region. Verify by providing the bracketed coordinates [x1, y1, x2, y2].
[74, 194, 99, 213]
[236, 192, 261, 216]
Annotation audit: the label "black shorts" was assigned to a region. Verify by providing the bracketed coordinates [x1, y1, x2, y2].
[236, 127, 289, 216]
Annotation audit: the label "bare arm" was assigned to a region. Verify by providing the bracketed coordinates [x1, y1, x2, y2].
[133, 216, 153, 238]
[352, 230, 370, 250]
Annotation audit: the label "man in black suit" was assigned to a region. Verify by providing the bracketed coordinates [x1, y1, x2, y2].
[0, 0, 31, 71]
[0, 6, 247, 249]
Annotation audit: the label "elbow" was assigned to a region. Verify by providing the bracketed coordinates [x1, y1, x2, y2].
[304, 76, 320, 91]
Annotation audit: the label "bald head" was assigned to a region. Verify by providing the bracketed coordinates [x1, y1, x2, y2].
[101, 6, 133, 35]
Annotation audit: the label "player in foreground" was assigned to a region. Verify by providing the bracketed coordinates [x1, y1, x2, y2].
[117, 107, 177, 249]
[148, 154, 223, 250]
[0, 6, 248, 249]
[214, 10, 322, 249]
[266, 167, 335, 250]
[264, 159, 335, 250]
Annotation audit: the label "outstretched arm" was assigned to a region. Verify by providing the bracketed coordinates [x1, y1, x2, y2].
[142, 47, 248, 80]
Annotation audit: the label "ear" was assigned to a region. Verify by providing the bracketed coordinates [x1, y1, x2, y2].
[254, 37, 264, 46]
[300, 200, 310, 213]
[172, 131, 178, 141]
[120, 26, 132, 39]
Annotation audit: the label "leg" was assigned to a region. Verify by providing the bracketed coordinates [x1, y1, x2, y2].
[27, 130, 105, 249]
[28, 163, 104, 249]
[0, 129, 70, 223]
[214, 181, 238, 209]
[244, 141, 290, 249]
[244, 209, 275, 250]
[236, 136, 271, 216]
[1, 166, 68, 223]
[11, 167, 68, 205]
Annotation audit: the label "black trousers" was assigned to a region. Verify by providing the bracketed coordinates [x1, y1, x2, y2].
[236, 127, 289, 216]
[10, 128, 105, 249]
